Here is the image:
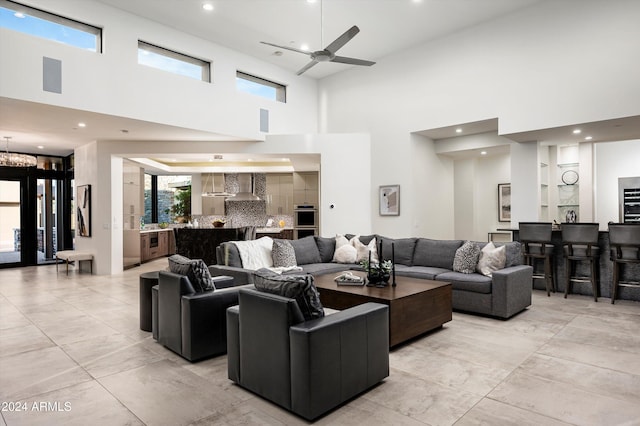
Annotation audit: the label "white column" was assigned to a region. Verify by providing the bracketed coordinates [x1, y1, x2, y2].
[510, 141, 540, 226]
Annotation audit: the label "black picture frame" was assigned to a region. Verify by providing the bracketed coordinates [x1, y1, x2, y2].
[77, 184, 91, 237]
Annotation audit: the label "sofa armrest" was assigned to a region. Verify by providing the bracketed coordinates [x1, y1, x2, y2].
[289, 302, 389, 420]
[208, 265, 254, 285]
[180, 284, 254, 361]
[491, 265, 533, 319]
[211, 275, 234, 289]
[158, 271, 196, 354]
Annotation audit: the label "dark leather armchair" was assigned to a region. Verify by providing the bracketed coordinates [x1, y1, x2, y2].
[227, 288, 389, 421]
[151, 271, 253, 361]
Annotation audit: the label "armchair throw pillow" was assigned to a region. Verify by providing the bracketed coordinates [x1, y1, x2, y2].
[168, 254, 215, 292]
[253, 268, 324, 321]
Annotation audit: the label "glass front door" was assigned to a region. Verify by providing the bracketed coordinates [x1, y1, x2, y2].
[0, 179, 23, 266]
[36, 178, 64, 264]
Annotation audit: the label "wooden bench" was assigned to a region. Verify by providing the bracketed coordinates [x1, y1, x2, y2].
[56, 250, 94, 275]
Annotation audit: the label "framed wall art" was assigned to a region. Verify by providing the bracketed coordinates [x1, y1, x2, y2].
[77, 184, 91, 237]
[379, 185, 400, 216]
[498, 183, 511, 222]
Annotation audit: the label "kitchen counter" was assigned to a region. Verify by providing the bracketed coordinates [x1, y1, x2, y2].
[140, 228, 173, 234]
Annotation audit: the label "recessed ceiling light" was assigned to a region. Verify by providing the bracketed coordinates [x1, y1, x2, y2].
[37, 145, 44, 149]
[78, 122, 86, 128]
[585, 136, 593, 140]
[170, 159, 177, 162]
[455, 128, 462, 133]
[480, 151, 487, 155]
[14, 12, 25, 18]
[572, 129, 581, 134]
[202, 3, 214, 11]
[307, 0, 317, 3]
[301, 44, 310, 51]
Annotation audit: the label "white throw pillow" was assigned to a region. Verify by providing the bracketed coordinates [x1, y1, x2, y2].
[351, 236, 379, 264]
[333, 234, 350, 262]
[476, 242, 507, 276]
[334, 244, 358, 264]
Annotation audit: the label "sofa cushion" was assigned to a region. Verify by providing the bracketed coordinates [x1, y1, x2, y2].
[379, 237, 417, 266]
[289, 236, 322, 265]
[502, 241, 523, 267]
[435, 271, 492, 294]
[168, 254, 214, 292]
[272, 239, 297, 268]
[253, 269, 324, 321]
[476, 242, 506, 276]
[393, 265, 450, 280]
[315, 236, 336, 263]
[413, 239, 464, 269]
[453, 241, 481, 274]
[300, 263, 357, 276]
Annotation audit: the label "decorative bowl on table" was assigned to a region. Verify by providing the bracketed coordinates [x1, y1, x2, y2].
[212, 220, 226, 228]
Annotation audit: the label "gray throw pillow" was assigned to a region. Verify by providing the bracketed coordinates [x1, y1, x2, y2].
[168, 254, 215, 292]
[413, 239, 464, 269]
[253, 268, 324, 321]
[453, 241, 481, 274]
[379, 237, 417, 266]
[315, 236, 336, 263]
[289, 236, 322, 265]
[272, 239, 297, 268]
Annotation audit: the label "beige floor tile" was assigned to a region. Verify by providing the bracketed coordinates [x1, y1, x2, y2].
[0, 305, 31, 330]
[552, 324, 640, 354]
[61, 334, 165, 379]
[34, 315, 119, 346]
[391, 344, 511, 396]
[455, 398, 572, 425]
[518, 353, 640, 405]
[362, 369, 482, 425]
[489, 370, 640, 425]
[315, 397, 425, 426]
[539, 339, 640, 376]
[98, 359, 242, 426]
[0, 324, 54, 357]
[1, 381, 142, 426]
[0, 346, 92, 401]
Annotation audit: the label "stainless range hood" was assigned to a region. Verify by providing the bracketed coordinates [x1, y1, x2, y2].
[227, 173, 261, 201]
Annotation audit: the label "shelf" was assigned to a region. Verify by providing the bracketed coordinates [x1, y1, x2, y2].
[558, 204, 579, 207]
[557, 162, 579, 168]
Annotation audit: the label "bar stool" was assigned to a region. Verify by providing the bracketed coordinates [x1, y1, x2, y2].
[609, 223, 640, 304]
[519, 222, 555, 296]
[562, 223, 600, 301]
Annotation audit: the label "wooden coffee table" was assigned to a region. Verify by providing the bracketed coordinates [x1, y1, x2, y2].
[313, 271, 452, 347]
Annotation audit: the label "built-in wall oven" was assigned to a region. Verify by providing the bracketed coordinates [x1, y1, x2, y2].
[294, 205, 318, 239]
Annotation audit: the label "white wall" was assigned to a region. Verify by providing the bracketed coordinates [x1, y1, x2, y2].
[319, 0, 640, 237]
[595, 140, 640, 227]
[75, 133, 371, 274]
[0, 0, 319, 140]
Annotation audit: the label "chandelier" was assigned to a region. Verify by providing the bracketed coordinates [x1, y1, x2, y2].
[0, 137, 37, 167]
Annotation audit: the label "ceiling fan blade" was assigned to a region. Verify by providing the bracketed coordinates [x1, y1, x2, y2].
[296, 60, 319, 76]
[260, 41, 309, 55]
[324, 25, 360, 54]
[331, 56, 376, 66]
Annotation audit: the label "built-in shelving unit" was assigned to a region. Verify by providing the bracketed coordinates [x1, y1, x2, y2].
[557, 162, 579, 222]
[540, 162, 549, 221]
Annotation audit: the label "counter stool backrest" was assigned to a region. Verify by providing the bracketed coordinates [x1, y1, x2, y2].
[609, 223, 640, 261]
[519, 222, 552, 243]
[562, 223, 599, 257]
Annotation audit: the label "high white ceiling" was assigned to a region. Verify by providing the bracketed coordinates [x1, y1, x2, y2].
[3, 0, 638, 166]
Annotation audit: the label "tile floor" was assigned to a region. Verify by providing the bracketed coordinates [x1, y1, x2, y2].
[1, 259, 640, 425]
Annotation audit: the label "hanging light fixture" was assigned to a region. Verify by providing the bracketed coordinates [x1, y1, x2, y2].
[0, 137, 37, 167]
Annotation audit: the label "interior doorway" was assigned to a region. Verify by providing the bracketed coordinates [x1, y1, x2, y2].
[0, 179, 23, 266]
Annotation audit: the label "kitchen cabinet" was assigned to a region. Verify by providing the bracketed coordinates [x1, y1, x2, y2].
[140, 229, 174, 263]
[266, 173, 293, 215]
[293, 172, 319, 206]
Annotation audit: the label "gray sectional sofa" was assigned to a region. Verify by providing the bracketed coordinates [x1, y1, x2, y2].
[211, 234, 533, 319]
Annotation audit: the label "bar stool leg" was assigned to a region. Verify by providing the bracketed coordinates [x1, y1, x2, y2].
[590, 258, 598, 302]
[611, 262, 619, 304]
[544, 256, 552, 297]
[564, 258, 571, 299]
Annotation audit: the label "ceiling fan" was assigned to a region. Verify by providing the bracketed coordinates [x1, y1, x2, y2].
[261, 25, 376, 76]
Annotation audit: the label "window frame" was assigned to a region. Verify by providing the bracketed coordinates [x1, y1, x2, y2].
[236, 71, 287, 103]
[0, 0, 102, 52]
[138, 40, 211, 83]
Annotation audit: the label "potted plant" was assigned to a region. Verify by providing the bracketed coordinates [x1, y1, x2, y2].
[169, 187, 191, 223]
[360, 259, 393, 286]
